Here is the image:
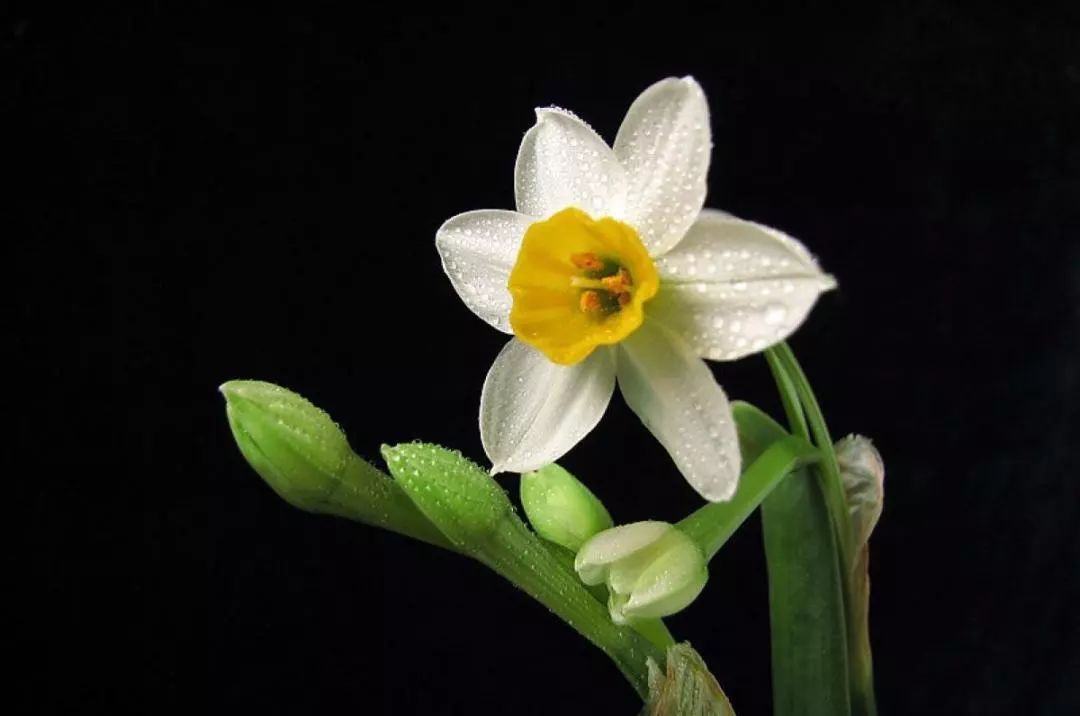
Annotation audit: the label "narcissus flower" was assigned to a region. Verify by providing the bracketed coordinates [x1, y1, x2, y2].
[437, 77, 835, 501]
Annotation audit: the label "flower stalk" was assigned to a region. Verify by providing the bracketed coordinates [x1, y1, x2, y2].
[382, 442, 664, 698]
[678, 410, 820, 560]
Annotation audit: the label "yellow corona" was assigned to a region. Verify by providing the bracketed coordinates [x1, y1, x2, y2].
[508, 208, 660, 365]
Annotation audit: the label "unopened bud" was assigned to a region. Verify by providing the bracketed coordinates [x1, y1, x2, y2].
[221, 380, 350, 512]
[381, 442, 513, 548]
[835, 435, 885, 549]
[520, 464, 613, 551]
[574, 521, 707, 624]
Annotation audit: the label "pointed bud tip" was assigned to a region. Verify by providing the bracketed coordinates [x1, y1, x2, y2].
[382, 442, 513, 544]
[221, 380, 351, 512]
[218, 379, 244, 401]
[520, 464, 613, 552]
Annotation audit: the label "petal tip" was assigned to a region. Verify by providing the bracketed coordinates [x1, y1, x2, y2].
[680, 75, 703, 91]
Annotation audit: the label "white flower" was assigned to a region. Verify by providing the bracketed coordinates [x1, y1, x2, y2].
[436, 77, 835, 501]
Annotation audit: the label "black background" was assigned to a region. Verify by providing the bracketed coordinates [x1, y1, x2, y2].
[12, 1, 1080, 714]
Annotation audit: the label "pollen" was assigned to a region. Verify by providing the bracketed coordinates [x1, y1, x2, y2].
[579, 290, 603, 313]
[507, 207, 660, 365]
[571, 252, 605, 272]
[601, 268, 632, 294]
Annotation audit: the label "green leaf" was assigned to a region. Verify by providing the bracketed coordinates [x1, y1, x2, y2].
[382, 442, 664, 698]
[766, 345, 879, 716]
[736, 401, 851, 716]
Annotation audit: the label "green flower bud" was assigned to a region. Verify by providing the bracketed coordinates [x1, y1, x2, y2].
[381, 442, 514, 548]
[222, 380, 350, 512]
[835, 434, 885, 549]
[520, 464, 613, 551]
[575, 521, 708, 624]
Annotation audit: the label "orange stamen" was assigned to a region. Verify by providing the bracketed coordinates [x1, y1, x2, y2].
[579, 290, 603, 313]
[571, 252, 604, 272]
[601, 268, 632, 293]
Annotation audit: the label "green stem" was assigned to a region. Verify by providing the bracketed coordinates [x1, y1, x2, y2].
[541, 539, 676, 651]
[764, 350, 809, 438]
[384, 442, 663, 699]
[320, 454, 458, 552]
[678, 432, 820, 560]
[629, 618, 677, 651]
[771, 343, 854, 571]
[477, 518, 665, 698]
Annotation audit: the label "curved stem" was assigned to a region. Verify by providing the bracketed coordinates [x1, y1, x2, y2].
[764, 349, 810, 437]
[479, 518, 665, 697]
[384, 442, 663, 699]
[678, 432, 820, 560]
[771, 343, 854, 569]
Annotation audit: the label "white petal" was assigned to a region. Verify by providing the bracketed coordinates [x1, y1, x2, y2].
[616, 321, 741, 502]
[613, 77, 711, 257]
[514, 108, 627, 219]
[649, 210, 837, 361]
[623, 530, 708, 619]
[436, 210, 534, 333]
[481, 339, 616, 474]
[574, 521, 671, 586]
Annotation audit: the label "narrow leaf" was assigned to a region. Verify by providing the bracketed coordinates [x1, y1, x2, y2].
[736, 401, 851, 716]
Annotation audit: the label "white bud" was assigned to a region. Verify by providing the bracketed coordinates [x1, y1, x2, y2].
[575, 521, 708, 624]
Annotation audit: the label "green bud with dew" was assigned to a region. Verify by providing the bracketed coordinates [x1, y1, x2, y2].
[222, 380, 350, 511]
[381, 442, 514, 549]
[520, 464, 614, 552]
[221, 380, 451, 549]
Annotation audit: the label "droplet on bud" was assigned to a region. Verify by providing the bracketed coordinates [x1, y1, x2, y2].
[520, 463, 613, 552]
[221, 380, 350, 512]
[574, 521, 707, 624]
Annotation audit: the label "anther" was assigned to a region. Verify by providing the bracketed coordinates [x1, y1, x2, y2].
[601, 268, 632, 293]
[579, 290, 603, 313]
[571, 252, 604, 272]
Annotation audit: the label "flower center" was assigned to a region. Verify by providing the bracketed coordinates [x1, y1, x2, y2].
[508, 207, 659, 365]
